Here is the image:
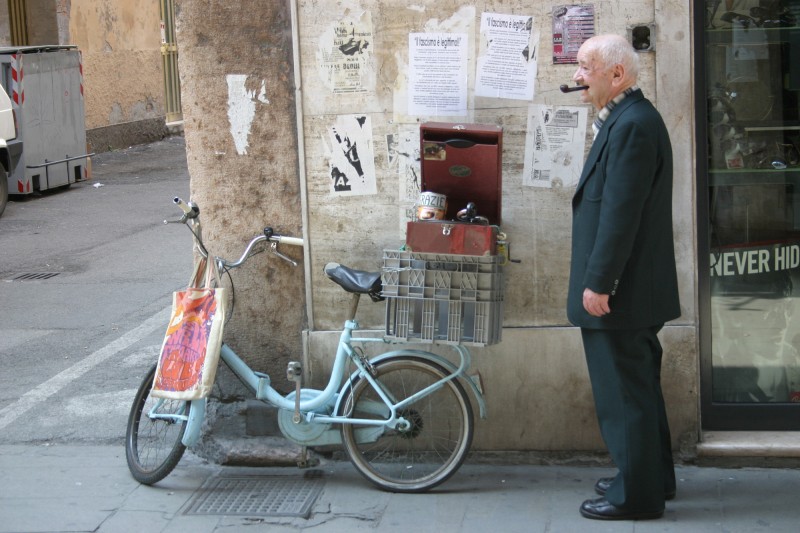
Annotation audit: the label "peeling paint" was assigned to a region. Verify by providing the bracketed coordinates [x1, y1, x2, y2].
[422, 5, 475, 33]
[226, 74, 270, 156]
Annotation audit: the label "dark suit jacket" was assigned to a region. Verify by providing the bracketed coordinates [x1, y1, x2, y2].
[567, 89, 680, 329]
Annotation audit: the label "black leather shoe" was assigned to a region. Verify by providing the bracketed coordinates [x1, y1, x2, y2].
[580, 497, 664, 521]
[594, 477, 676, 500]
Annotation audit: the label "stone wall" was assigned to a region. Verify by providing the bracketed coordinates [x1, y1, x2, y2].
[70, 0, 168, 151]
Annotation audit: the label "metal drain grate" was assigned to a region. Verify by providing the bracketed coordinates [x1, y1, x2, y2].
[183, 471, 325, 518]
[0, 272, 61, 281]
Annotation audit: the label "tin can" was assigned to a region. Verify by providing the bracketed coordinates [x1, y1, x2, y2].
[416, 191, 447, 220]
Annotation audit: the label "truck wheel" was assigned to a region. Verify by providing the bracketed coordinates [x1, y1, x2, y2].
[0, 171, 8, 217]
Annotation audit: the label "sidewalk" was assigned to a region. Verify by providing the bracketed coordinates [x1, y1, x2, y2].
[1, 444, 798, 532]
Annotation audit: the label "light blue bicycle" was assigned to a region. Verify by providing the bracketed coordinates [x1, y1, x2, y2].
[125, 198, 487, 492]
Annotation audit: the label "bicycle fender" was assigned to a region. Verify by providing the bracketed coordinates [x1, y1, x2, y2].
[182, 398, 206, 447]
[336, 349, 488, 419]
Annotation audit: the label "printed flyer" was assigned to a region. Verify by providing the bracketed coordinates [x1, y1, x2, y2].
[523, 104, 587, 188]
[476, 12, 539, 100]
[408, 33, 469, 116]
[552, 4, 595, 64]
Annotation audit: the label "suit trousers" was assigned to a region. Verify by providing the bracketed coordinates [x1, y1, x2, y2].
[581, 325, 675, 511]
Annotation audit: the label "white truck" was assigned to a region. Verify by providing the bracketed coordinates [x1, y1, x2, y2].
[0, 45, 91, 218]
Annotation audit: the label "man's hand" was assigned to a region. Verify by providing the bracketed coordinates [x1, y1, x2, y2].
[583, 288, 611, 317]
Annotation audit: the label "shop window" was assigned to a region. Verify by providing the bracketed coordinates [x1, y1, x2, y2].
[703, 1, 800, 422]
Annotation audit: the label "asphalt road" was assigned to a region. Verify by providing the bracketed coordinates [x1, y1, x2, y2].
[0, 136, 192, 444]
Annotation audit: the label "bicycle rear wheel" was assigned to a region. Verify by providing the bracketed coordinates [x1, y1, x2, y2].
[125, 363, 188, 485]
[340, 355, 474, 493]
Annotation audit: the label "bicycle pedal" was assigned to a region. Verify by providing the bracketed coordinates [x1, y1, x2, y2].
[286, 361, 302, 382]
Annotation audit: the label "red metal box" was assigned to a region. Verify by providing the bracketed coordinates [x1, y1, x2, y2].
[406, 122, 502, 256]
[419, 122, 502, 225]
[405, 221, 498, 256]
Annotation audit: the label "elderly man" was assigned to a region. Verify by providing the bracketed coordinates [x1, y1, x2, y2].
[566, 34, 680, 520]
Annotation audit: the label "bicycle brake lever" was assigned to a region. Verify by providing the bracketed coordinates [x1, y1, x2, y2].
[164, 214, 188, 225]
[269, 242, 298, 267]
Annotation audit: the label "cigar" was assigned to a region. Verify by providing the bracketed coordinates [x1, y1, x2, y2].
[560, 84, 589, 93]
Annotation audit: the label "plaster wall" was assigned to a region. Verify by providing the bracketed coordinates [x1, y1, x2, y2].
[297, 0, 698, 452]
[68, 0, 167, 150]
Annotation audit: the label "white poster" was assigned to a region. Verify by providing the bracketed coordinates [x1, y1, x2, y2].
[476, 13, 539, 100]
[523, 104, 587, 188]
[408, 33, 468, 116]
[327, 114, 377, 196]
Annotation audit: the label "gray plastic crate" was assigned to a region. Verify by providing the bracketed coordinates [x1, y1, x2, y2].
[381, 250, 504, 346]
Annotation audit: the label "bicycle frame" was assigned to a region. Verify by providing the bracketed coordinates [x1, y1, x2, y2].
[177, 316, 487, 448]
[147, 401, 188, 423]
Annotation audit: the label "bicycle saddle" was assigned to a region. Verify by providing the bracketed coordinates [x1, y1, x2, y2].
[324, 262, 384, 301]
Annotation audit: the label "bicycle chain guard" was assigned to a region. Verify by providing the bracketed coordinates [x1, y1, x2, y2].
[277, 389, 333, 445]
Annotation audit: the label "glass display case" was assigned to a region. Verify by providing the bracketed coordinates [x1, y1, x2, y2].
[702, 0, 800, 427]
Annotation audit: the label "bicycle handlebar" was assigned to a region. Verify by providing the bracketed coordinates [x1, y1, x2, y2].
[271, 234, 304, 248]
[170, 196, 304, 268]
[173, 196, 198, 217]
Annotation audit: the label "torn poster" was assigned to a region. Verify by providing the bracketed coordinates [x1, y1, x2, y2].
[327, 114, 377, 196]
[387, 129, 421, 231]
[317, 13, 375, 93]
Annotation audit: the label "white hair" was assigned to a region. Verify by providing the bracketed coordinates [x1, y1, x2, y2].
[587, 34, 640, 80]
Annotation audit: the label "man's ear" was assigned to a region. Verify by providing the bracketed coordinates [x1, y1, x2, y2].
[610, 63, 626, 87]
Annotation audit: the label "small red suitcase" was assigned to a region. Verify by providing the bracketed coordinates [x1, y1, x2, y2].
[405, 221, 498, 256]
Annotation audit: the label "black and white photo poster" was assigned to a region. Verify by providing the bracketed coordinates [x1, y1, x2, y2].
[327, 114, 376, 196]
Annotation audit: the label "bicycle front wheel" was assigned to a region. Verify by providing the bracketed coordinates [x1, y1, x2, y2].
[125, 363, 188, 485]
[340, 356, 474, 493]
